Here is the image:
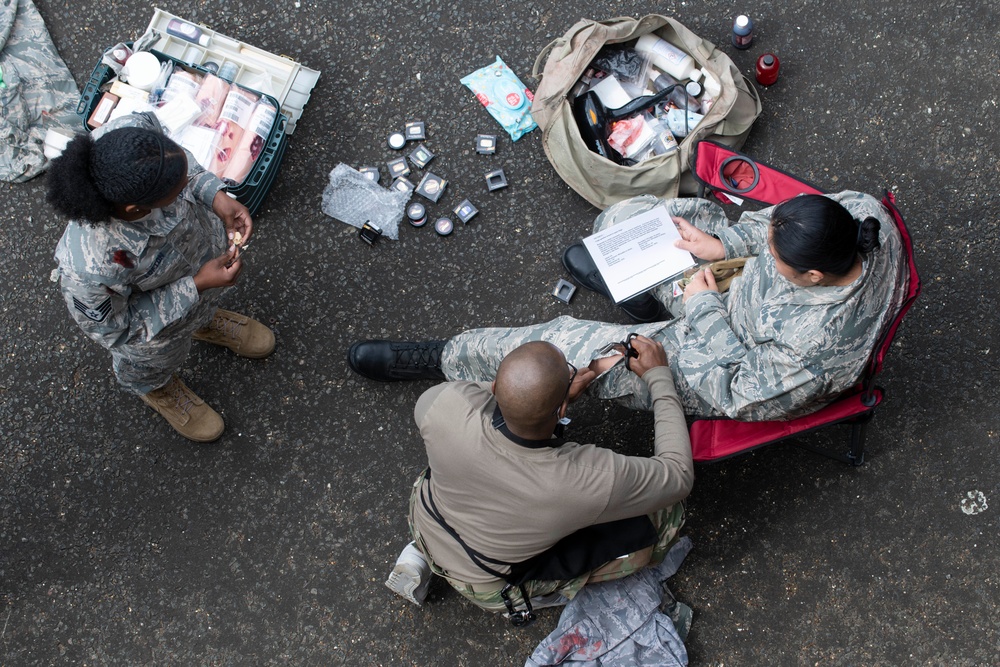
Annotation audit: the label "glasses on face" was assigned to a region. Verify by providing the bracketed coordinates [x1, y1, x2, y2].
[554, 362, 578, 416]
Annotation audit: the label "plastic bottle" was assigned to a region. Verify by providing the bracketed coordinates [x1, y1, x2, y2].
[732, 15, 754, 50]
[755, 53, 780, 85]
[167, 19, 210, 47]
[634, 35, 699, 80]
[649, 70, 701, 113]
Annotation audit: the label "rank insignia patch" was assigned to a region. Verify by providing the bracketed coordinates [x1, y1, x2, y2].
[73, 296, 112, 322]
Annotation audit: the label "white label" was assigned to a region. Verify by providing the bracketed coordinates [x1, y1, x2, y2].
[219, 88, 258, 127]
[247, 103, 277, 139]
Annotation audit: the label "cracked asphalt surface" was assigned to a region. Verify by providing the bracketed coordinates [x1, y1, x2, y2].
[2, 0, 998, 664]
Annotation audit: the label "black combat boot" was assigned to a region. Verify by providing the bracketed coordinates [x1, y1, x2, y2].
[562, 242, 669, 323]
[347, 340, 447, 381]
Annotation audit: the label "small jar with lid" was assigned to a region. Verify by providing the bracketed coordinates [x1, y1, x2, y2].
[755, 53, 780, 86]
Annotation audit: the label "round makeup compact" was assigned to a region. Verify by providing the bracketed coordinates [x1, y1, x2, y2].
[434, 217, 454, 236]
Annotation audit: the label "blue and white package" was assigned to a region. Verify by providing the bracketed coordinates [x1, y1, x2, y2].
[461, 56, 538, 142]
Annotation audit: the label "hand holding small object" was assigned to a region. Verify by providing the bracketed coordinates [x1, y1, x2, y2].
[673, 216, 725, 261]
[214, 191, 253, 245]
[194, 245, 243, 292]
[624, 335, 668, 377]
[682, 267, 719, 302]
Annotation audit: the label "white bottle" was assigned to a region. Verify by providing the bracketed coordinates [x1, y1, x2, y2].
[635, 34, 699, 81]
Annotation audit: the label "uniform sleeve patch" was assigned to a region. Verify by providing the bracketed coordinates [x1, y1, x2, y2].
[73, 296, 113, 322]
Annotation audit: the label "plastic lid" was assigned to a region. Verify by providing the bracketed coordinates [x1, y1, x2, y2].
[407, 203, 426, 219]
[762, 54, 775, 66]
[388, 132, 406, 150]
[735, 15, 750, 28]
[218, 62, 238, 82]
[689, 69, 703, 83]
[495, 80, 525, 110]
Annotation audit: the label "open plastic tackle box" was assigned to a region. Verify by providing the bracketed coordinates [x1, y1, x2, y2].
[75, 7, 320, 216]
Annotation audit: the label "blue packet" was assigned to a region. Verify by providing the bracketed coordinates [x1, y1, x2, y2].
[460, 56, 538, 142]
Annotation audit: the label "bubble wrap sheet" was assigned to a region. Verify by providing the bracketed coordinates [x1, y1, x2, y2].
[321, 163, 410, 240]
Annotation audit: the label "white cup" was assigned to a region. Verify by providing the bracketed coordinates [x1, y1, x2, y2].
[120, 51, 161, 91]
[43, 128, 76, 160]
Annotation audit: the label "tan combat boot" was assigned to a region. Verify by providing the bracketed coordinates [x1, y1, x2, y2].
[193, 309, 275, 358]
[140, 376, 225, 442]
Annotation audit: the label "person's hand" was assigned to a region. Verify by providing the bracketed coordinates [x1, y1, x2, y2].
[673, 216, 725, 261]
[626, 335, 668, 377]
[567, 366, 597, 403]
[683, 267, 719, 303]
[193, 246, 243, 292]
[213, 191, 253, 245]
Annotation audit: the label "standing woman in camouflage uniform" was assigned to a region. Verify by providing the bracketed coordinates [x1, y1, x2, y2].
[48, 115, 275, 442]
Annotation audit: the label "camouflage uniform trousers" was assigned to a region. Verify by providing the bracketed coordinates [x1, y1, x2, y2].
[112, 289, 224, 396]
[406, 469, 686, 614]
[111, 198, 228, 396]
[441, 195, 733, 414]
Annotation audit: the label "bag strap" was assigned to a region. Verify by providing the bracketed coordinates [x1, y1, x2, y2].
[419, 469, 519, 582]
[530, 16, 638, 79]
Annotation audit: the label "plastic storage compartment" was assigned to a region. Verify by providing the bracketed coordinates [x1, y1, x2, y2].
[143, 8, 320, 135]
[76, 52, 288, 217]
[74, 8, 320, 216]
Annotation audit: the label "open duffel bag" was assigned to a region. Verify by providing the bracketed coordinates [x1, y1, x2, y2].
[531, 15, 762, 209]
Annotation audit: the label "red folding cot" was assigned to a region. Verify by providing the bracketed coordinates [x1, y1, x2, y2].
[685, 140, 921, 465]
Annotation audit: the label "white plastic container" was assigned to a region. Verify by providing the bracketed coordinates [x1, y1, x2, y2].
[635, 35, 699, 81]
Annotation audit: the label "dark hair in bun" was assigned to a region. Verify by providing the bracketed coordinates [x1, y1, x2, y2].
[771, 195, 881, 276]
[46, 127, 186, 223]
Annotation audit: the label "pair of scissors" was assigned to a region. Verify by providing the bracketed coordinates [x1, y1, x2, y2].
[597, 333, 641, 371]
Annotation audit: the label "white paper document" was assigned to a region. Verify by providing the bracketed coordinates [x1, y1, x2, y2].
[582, 205, 696, 303]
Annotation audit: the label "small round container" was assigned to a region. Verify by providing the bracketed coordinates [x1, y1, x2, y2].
[685, 80, 703, 98]
[218, 61, 239, 83]
[434, 217, 454, 236]
[755, 53, 781, 86]
[121, 51, 161, 91]
[387, 132, 406, 150]
[407, 203, 427, 227]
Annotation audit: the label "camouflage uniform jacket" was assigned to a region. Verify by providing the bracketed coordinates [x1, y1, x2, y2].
[443, 191, 908, 421]
[0, 0, 80, 182]
[53, 114, 227, 351]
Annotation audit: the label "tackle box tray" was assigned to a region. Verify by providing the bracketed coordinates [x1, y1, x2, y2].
[141, 7, 320, 136]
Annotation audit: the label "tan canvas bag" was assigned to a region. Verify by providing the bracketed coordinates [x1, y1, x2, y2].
[531, 15, 763, 209]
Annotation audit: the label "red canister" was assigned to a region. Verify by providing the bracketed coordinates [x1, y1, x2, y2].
[755, 53, 780, 86]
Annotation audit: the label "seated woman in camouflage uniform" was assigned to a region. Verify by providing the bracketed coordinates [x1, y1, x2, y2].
[348, 192, 909, 422]
[49, 115, 275, 442]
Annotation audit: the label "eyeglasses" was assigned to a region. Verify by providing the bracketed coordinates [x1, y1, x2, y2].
[554, 362, 578, 416]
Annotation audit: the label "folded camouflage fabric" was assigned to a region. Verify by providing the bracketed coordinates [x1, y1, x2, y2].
[677, 257, 748, 293]
[0, 0, 80, 182]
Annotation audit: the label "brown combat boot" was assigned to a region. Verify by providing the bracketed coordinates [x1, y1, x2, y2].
[140, 376, 225, 442]
[193, 309, 275, 359]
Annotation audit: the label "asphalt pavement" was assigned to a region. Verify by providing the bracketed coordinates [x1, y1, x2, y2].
[2, 0, 998, 665]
